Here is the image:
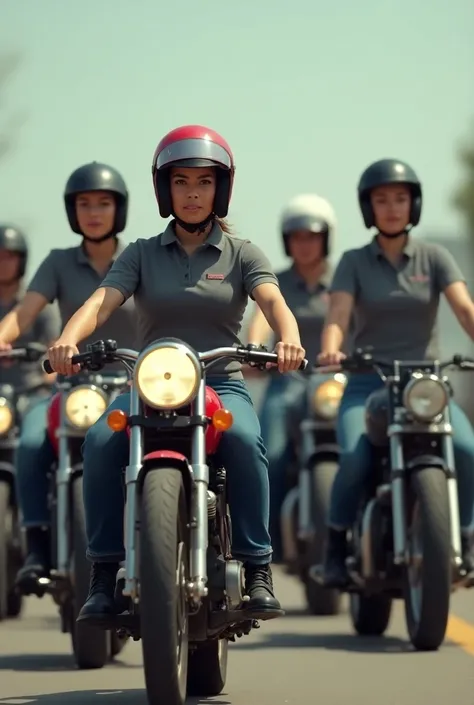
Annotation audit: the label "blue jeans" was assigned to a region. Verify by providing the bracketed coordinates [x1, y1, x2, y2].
[82, 378, 273, 565]
[15, 395, 56, 527]
[259, 374, 307, 557]
[329, 374, 474, 530]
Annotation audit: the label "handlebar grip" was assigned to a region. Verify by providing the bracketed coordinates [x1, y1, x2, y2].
[42, 359, 54, 374]
[299, 359, 308, 371]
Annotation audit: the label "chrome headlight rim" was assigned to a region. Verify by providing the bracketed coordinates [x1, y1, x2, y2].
[0, 396, 14, 435]
[64, 384, 108, 430]
[312, 374, 347, 420]
[403, 373, 449, 422]
[134, 339, 202, 410]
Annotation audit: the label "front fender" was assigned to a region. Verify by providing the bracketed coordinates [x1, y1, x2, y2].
[137, 450, 193, 500]
[306, 443, 340, 468]
[406, 455, 447, 473]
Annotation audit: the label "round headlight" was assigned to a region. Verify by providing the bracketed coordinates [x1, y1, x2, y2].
[65, 386, 108, 430]
[313, 377, 345, 420]
[135, 345, 201, 410]
[0, 397, 13, 434]
[403, 375, 448, 422]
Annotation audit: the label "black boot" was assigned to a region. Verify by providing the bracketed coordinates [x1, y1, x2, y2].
[15, 527, 50, 595]
[244, 563, 284, 620]
[461, 532, 474, 583]
[76, 562, 119, 626]
[322, 528, 348, 588]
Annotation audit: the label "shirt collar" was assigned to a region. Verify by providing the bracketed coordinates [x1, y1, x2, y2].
[160, 220, 224, 251]
[289, 263, 332, 291]
[75, 238, 126, 265]
[369, 234, 416, 260]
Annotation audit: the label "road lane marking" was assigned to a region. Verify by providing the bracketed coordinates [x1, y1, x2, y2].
[447, 614, 474, 657]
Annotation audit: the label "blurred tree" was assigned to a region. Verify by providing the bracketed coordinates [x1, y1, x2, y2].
[0, 53, 24, 162]
[452, 123, 474, 237]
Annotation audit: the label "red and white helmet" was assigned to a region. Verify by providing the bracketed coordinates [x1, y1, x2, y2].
[152, 125, 235, 219]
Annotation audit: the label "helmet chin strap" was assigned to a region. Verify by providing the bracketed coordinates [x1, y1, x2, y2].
[174, 213, 215, 236]
[81, 230, 117, 243]
[376, 225, 412, 239]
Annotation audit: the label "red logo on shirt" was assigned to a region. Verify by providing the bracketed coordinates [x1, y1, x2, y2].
[409, 275, 430, 282]
[206, 273, 225, 280]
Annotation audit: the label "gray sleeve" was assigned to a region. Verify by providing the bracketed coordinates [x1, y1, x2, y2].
[432, 244, 466, 292]
[27, 252, 60, 303]
[329, 251, 358, 296]
[240, 241, 279, 301]
[34, 304, 62, 344]
[101, 241, 140, 301]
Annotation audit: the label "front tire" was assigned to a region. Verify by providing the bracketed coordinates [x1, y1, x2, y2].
[140, 468, 189, 705]
[71, 475, 109, 669]
[403, 467, 451, 651]
[187, 639, 228, 697]
[350, 593, 392, 636]
[304, 461, 341, 616]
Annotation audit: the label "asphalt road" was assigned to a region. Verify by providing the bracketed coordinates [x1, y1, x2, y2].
[0, 567, 473, 705]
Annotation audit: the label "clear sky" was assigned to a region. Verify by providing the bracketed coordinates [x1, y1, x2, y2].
[1, 0, 473, 282]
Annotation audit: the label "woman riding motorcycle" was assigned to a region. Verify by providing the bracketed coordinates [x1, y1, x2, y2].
[0, 224, 60, 386]
[318, 158, 474, 586]
[45, 124, 306, 621]
[0, 163, 137, 590]
[247, 194, 336, 560]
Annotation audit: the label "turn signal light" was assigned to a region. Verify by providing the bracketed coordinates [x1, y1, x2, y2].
[107, 409, 128, 432]
[212, 408, 233, 431]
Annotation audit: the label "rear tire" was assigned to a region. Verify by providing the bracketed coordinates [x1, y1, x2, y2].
[304, 462, 341, 616]
[187, 639, 228, 697]
[140, 468, 189, 705]
[71, 475, 109, 669]
[403, 467, 451, 651]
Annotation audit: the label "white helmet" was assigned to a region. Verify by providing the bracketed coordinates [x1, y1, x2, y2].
[280, 193, 337, 257]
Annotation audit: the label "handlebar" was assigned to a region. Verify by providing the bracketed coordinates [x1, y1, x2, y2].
[0, 343, 47, 364]
[312, 348, 474, 376]
[42, 339, 308, 375]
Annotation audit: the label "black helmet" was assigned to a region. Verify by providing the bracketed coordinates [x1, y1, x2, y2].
[358, 159, 422, 229]
[64, 162, 129, 237]
[0, 225, 28, 278]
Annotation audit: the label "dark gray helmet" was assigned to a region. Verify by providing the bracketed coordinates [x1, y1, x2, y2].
[358, 159, 422, 229]
[0, 224, 28, 277]
[64, 162, 129, 236]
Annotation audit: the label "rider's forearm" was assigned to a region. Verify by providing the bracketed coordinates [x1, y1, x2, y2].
[0, 306, 37, 344]
[247, 307, 273, 345]
[263, 298, 301, 344]
[58, 288, 116, 346]
[321, 323, 344, 353]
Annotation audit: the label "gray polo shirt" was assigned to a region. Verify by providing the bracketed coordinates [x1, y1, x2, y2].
[100, 222, 279, 378]
[27, 240, 137, 365]
[330, 236, 464, 363]
[267, 265, 332, 369]
[0, 294, 61, 390]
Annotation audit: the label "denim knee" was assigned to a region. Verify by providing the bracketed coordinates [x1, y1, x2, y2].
[211, 379, 272, 564]
[82, 393, 130, 562]
[15, 395, 55, 527]
[450, 401, 474, 529]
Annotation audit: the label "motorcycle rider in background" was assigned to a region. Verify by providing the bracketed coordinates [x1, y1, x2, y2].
[0, 225, 60, 389]
[247, 194, 337, 560]
[0, 164, 136, 591]
[318, 159, 474, 587]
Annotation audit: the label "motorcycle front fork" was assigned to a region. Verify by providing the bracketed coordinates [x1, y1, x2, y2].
[389, 433, 462, 567]
[122, 381, 210, 604]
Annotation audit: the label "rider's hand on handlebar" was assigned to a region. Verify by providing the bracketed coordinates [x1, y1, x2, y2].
[317, 350, 346, 366]
[275, 341, 306, 373]
[47, 341, 81, 376]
